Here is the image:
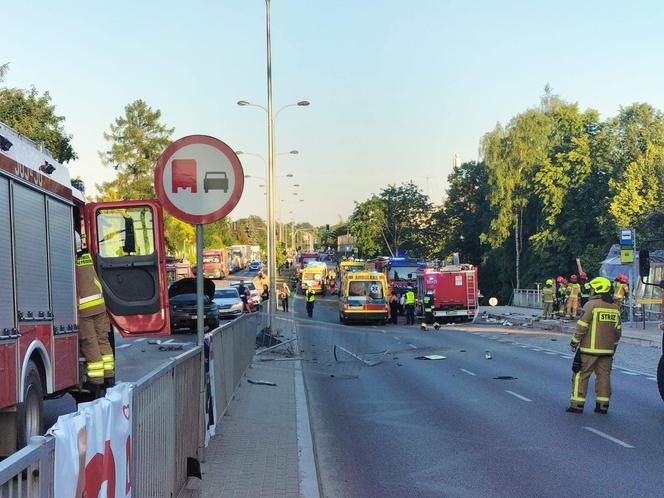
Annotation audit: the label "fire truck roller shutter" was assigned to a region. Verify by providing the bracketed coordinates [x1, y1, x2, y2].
[13, 184, 49, 319]
[0, 178, 14, 332]
[47, 198, 76, 331]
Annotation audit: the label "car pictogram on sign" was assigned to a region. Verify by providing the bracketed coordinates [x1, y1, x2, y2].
[203, 171, 229, 193]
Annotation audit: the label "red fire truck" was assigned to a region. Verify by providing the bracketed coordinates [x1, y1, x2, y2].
[0, 122, 171, 454]
[418, 265, 478, 322]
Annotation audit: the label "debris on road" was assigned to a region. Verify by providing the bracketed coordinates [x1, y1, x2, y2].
[493, 376, 518, 380]
[415, 354, 447, 360]
[485, 350, 492, 360]
[247, 379, 277, 387]
[159, 345, 184, 352]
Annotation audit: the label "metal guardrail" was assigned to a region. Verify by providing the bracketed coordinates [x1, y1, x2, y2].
[0, 312, 259, 498]
[512, 289, 544, 309]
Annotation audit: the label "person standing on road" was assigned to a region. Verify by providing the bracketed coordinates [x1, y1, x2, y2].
[566, 275, 581, 319]
[613, 274, 628, 310]
[261, 284, 269, 303]
[542, 279, 554, 319]
[238, 280, 248, 312]
[579, 272, 591, 307]
[305, 285, 316, 318]
[567, 277, 622, 414]
[422, 291, 434, 325]
[389, 290, 399, 324]
[75, 233, 114, 396]
[556, 277, 568, 318]
[405, 287, 416, 325]
[279, 282, 290, 312]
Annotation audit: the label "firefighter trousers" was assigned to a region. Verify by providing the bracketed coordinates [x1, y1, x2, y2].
[79, 312, 114, 384]
[542, 302, 553, 319]
[570, 354, 613, 411]
[566, 297, 579, 318]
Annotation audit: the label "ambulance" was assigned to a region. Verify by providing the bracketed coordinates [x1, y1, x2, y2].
[299, 262, 328, 295]
[339, 271, 389, 324]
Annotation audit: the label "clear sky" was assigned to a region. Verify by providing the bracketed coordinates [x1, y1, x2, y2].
[3, 1, 664, 226]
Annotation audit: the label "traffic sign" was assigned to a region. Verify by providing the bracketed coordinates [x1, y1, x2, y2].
[619, 228, 634, 246]
[154, 135, 244, 224]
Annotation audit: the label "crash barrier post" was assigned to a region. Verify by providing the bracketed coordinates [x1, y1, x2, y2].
[511, 289, 543, 309]
[132, 346, 202, 498]
[0, 436, 54, 497]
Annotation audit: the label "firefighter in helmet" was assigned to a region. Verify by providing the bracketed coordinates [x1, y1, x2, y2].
[567, 277, 621, 414]
[579, 272, 591, 307]
[542, 279, 554, 319]
[566, 274, 581, 319]
[421, 291, 434, 330]
[75, 233, 115, 395]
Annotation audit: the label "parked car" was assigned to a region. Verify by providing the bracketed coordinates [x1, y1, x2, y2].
[249, 260, 262, 272]
[169, 277, 220, 333]
[230, 281, 261, 307]
[213, 287, 244, 319]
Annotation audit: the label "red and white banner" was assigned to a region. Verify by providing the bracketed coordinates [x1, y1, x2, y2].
[49, 383, 133, 498]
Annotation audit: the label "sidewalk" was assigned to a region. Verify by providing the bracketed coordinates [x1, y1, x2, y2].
[476, 305, 662, 348]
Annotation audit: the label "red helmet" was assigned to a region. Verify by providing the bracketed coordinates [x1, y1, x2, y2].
[570, 275, 578, 282]
[556, 276, 564, 283]
[580, 271, 588, 280]
[618, 274, 628, 283]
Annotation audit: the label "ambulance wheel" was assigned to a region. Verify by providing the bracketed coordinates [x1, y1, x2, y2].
[16, 361, 44, 450]
[657, 354, 664, 402]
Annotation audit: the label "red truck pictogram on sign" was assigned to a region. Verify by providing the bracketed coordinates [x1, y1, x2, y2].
[172, 159, 197, 193]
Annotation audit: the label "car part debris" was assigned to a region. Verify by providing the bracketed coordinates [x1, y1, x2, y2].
[159, 345, 183, 351]
[247, 379, 277, 386]
[415, 354, 447, 360]
[493, 376, 517, 380]
[485, 350, 492, 360]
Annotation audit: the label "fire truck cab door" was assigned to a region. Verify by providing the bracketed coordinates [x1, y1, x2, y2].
[85, 200, 170, 336]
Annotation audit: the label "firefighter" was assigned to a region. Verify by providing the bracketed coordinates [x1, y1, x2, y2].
[75, 233, 114, 394]
[613, 274, 628, 310]
[305, 285, 316, 318]
[556, 276, 567, 318]
[567, 277, 621, 414]
[542, 279, 554, 319]
[566, 275, 581, 319]
[422, 291, 434, 329]
[404, 287, 416, 325]
[579, 272, 591, 307]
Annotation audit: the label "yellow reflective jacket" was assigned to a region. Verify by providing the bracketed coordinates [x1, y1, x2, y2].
[542, 286, 554, 303]
[75, 253, 106, 318]
[567, 283, 581, 299]
[572, 295, 621, 356]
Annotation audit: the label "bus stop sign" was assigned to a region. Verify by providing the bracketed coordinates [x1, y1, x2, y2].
[154, 135, 244, 224]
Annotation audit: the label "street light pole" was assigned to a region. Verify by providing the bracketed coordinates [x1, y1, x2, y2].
[265, 0, 278, 331]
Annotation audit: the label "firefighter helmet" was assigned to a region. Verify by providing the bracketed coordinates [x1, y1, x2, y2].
[590, 277, 612, 294]
[546, 278, 553, 286]
[570, 275, 578, 282]
[580, 271, 588, 280]
[556, 276, 564, 283]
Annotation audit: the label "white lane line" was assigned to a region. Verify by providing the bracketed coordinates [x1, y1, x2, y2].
[583, 426, 634, 448]
[531, 348, 543, 352]
[620, 370, 640, 376]
[392, 335, 400, 340]
[647, 377, 657, 381]
[408, 344, 417, 349]
[520, 345, 529, 348]
[544, 351, 557, 355]
[162, 338, 175, 344]
[133, 338, 146, 343]
[460, 368, 476, 376]
[116, 344, 131, 350]
[505, 390, 532, 402]
[561, 355, 573, 359]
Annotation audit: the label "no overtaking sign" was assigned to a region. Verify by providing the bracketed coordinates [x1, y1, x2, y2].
[154, 135, 244, 224]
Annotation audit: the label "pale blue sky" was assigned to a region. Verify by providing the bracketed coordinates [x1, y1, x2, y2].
[3, 1, 664, 225]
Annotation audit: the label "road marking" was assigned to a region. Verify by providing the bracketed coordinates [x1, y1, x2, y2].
[520, 345, 529, 348]
[392, 335, 400, 340]
[561, 355, 573, 359]
[647, 377, 657, 381]
[531, 348, 543, 352]
[505, 390, 532, 402]
[583, 426, 634, 448]
[133, 338, 146, 343]
[116, 344, 131, 350]
[408, 344, 417, 349]
[460, 368, 476, 376]
[620, 370, 640, 376]
[162, 338, 175, 344]
[544, 351, 557, 355]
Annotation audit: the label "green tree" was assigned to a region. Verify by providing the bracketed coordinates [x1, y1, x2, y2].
[0, 86, 77, 163]
[348, 195, 386, 258]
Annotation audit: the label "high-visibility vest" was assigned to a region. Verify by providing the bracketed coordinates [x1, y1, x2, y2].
[568, 283, 581, 299]
[75, 253, 106, 317]
[423, 295, 433, 312]
[580, 282, 591, 298]
[572, 296, 621, 355]
[405, 291, 415, 305]
[306, 290, 315, 302]
[614, 282, 627, 300]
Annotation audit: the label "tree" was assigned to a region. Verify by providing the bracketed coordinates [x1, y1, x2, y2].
[349, 195, 386, 258]
[0, 86, 77, 163]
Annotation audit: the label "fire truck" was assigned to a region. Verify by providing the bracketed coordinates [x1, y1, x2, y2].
[418, 264, 478, 322]
[385, 257, 426, 292]
[0, 122, 171, 454]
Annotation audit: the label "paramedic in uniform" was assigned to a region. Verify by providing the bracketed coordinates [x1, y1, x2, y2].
[75, 233, 115, 394]
[567, 277, 621, 414]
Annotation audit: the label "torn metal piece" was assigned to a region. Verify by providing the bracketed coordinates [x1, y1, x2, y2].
[414, 354, 447, 360]
[247, 379, 277, 386]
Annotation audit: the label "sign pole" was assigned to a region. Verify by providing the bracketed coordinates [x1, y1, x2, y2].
[630, 229, 636, 326]
[196, 223, 206, 458]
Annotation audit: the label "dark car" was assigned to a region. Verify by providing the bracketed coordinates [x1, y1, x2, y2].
[203, 171, 229, 193]
[169, 277, 220, 333]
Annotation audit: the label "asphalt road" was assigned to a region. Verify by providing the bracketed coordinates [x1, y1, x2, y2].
[297, 294, 664, 498]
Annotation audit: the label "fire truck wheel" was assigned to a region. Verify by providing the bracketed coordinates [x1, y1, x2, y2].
[17, 360, 44, 449]
[657, 354, 664, 403]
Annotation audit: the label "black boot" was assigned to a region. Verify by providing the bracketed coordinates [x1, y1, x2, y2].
[566, 406, 583, 414]
[594, 402, 608, 414]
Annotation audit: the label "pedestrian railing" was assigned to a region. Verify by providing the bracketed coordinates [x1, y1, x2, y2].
[512, 289, 544, 309]
[0, 311, 259, 498]
[0, 436, 54, 497]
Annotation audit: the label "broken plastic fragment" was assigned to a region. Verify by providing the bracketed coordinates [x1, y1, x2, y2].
[415, 354, 447, 360]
